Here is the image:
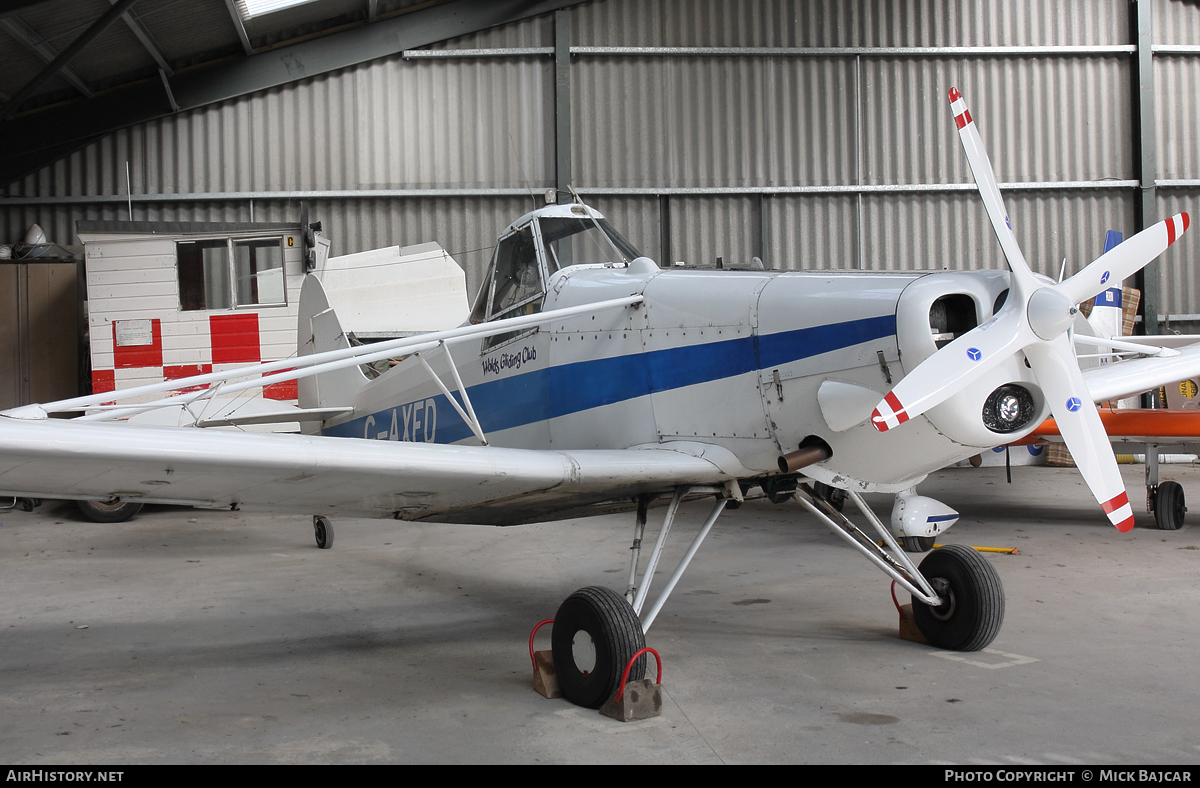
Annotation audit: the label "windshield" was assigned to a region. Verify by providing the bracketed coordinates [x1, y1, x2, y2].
[539, 217, 641, 273]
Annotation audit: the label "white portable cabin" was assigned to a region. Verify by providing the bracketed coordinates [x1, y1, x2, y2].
[76, 220, 469, 426]
[77, 220, 330, 413]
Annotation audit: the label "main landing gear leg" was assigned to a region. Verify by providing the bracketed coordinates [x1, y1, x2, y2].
[793, 483, 1004, 651]
[552, 485, 730, 708]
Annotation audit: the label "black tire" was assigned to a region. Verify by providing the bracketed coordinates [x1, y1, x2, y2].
[1154, 481, 1187, 531]
[901, 535, 936, 553]
[76, 499, 143, 523]
[911, 544, 1005, 652]
[551, 587, 645, 709]
[314, 516, 334, 549]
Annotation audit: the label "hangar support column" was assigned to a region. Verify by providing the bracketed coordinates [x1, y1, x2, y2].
[1134, 0, 1159, 336]
[555, 8, 572, 198]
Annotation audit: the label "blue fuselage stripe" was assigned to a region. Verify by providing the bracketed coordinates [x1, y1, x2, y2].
[325, 314, 896, 442]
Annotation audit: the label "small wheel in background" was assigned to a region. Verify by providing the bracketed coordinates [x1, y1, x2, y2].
[1154, 481, 1187, 531]
[76, 499, 143, 523]
[901, 535, 936, 553]
[314, 516, 334, 549]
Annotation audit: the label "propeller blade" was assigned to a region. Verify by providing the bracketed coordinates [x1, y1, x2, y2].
[1025, 336, 1134, 532]
[948, 87, 1036, 287]
[870, 307, 1029, 431]
[1056, 213, 1190, 306]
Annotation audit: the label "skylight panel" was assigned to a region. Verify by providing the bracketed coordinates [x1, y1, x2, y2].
[236, 0, 322, 20]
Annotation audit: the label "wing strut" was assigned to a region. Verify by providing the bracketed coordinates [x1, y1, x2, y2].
[416, 341, 487, 446]
[5, 294, 643, 422]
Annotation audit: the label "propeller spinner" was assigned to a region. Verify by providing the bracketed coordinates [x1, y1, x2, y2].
[870, 87, 1190, 532]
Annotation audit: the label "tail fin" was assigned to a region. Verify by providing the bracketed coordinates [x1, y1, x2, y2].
[297, 275, 368, 423]
[1086, 230, 1126, 341]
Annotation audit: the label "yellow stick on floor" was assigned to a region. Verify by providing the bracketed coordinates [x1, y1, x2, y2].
[877, 542, 1019, 555]
[934, 544, 1019, 554]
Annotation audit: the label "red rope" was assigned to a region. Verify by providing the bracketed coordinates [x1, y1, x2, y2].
[528, 619, 554, 670]
[613, 647, 662, 703]
[890, 580, 906, 620]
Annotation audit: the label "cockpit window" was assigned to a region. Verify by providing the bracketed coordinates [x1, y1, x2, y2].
[490, 226, 542, 318]
[539, 217, 641, 273]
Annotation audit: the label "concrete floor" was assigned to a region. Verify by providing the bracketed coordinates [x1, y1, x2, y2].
[2, 463, 1199, 764]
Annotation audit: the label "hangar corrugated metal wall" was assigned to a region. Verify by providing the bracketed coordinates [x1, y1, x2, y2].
[3, 0, 1200, 385]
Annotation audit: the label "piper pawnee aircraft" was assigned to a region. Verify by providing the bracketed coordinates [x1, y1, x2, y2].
[1, 88, 1197, 709]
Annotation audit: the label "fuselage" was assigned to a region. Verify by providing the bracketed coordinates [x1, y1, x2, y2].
[322, 260, 1041, 492]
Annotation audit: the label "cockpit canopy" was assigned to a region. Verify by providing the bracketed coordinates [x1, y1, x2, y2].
[469, 203, 641, 333]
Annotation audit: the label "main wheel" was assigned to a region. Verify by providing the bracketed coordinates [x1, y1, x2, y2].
[76, 499, 143, 523]
[551, 587, 645, 709]
[1154, 481, 1187, 531]
[911, 544, 1004, 652]
[901, 535, 936, 553]
[314, 516, 334, 549]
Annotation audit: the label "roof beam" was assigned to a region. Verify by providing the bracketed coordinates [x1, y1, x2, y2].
[223, 0, 254, 55]
[0, 0, 139, 119]
[110, 0, 173, 75]
[368, 0, 377, 24]
[0, 0, 582, 187]
[0, 0, 53, 19]
[0, 16, 93, 98]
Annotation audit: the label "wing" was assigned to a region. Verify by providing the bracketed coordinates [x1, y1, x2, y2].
[0, 417, 744, 525]
[1084, 340, 1200, 404]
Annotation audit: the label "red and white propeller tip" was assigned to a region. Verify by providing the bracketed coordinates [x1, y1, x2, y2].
[1167, 212, 1190, 246]
[1102, 491, 1135, 533]
[948, 87, 971, 129]
[871, 392, 908, 432]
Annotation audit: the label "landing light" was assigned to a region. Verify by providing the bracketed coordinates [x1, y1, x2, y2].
[982, 384, 1036, 434]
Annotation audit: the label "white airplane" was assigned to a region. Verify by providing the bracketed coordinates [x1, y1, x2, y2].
[1, 88, 1196, 710]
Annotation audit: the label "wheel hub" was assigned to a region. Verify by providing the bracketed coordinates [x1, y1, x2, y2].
[571, 630, 596, 676]
[928, 577, 957, 621]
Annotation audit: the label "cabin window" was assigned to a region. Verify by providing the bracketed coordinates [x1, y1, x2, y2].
[539, 217, 640, 272]
[177, 237, 286, 311]
[489, 226, 542, 319]
[471, 225, 544, 351]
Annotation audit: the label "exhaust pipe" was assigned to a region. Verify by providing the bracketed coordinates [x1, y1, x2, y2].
[777, 439, 832, 474]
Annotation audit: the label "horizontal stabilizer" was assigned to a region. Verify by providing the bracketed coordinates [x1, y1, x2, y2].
[196, 406, 353, 428]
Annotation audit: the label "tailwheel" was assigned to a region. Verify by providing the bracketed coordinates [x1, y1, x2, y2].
[551, 586, 645, 708]
[313, 515, 334, 549]
[911, 544, 1004, 651]
[1154, 481, 1187, 531]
